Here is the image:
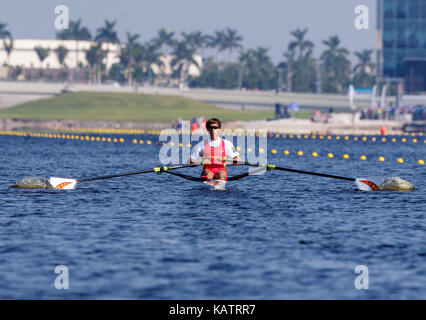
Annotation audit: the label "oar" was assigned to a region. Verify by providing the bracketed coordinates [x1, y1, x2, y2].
[49, 164, 201, 190]
[242, 162, 384, 191]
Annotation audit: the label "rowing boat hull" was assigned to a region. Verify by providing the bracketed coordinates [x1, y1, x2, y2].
[203, 179, 226, 190]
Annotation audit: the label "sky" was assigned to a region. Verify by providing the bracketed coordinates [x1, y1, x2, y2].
[1, 0, 377, 63]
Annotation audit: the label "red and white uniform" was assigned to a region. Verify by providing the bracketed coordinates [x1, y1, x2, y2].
[190, 137, 239, 180]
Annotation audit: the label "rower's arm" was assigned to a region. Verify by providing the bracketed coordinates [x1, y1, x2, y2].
[189, 142, 203, 164]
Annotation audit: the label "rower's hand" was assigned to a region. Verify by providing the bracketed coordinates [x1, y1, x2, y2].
[232, 156, 243, 165]
[189, 158, 204, 166]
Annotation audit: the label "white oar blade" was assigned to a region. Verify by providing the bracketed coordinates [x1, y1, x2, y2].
[355, 177, 385, 191]
[49, 177, 78, 190]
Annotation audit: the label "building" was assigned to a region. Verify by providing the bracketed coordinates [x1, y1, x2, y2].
[0, 39, 120, 70]
[0, 39, 202, 82]
[377, 0, 426, 93]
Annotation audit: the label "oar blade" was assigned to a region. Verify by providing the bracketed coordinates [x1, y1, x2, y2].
[355, 177, 384, 191]
[49, 177, 78, 190]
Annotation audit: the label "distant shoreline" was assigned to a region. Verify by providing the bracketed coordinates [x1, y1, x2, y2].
[0, 118, 170, 131]
[0, 116, 406, 135]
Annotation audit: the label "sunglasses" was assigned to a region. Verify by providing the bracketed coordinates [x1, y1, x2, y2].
[207, 126, 220, 130]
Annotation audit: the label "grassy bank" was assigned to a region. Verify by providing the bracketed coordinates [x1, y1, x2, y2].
[0, 91, 278, 122]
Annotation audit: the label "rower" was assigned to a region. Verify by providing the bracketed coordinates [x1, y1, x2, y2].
[190, 118, 242, 182]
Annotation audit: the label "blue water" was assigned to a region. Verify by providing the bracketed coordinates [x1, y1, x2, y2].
[0, 133, 425, 299]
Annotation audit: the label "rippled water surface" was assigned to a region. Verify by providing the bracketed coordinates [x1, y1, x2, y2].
[0, 133, 425, 299]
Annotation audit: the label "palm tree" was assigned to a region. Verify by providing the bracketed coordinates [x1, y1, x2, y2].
[206, 30, 225, 62]
[55, 45, 68, 66]
[85, 43, 107, 83]
[34, 46, 50, 78]
[238, 49, 255, 89]
[0, 22, 11, 39]
[288, 28, 314, 57]
[321, 36, 350, 64]
[119, 45, 134, 85]
[181, 31, 208, 59]
[94, 19, 120, 73]
[253, 47, 271, 69]
[55, 45, 69, 80]
[125, 32, 140, 47]
[153, 28, 176, 55]
[118, 33, 140, 85]
[320, 35, 351, 93]
[170, 41, 200, 86]
[294, 49, 317, 92]
[3, 37, 13, 65]
[283, 50, 295, 92]
[143, 43, 164, 84]
[238, 47, 275, 90]
[0, 22, 12, 73]
[3, 36, 13, 79]
[222, 28, 243, 62]
[353, 49, 374, 74]
[353, 49, 375, 88]
[285, 28, 316, 92]
[239, 49, 256, 70]
[56, 19, 92, 82]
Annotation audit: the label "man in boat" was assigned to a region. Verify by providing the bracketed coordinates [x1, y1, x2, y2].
[190, 118, 242, 182]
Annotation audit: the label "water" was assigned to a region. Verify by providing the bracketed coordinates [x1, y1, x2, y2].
[0, 133, 425, 299]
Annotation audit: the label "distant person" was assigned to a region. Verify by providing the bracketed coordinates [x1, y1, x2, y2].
[283, 105, 290, 118]
[311, 110, 321, 122]
[325, 107, 334, 123]
[191, 121, 198, 132]
[190, 118, 242, 182]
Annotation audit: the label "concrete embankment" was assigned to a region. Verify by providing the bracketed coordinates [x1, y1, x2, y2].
[0, 118, 170, 131]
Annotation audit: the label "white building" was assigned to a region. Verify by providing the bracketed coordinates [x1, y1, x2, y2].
[0, 38, 202, 79]
[0, 39, 120, 70]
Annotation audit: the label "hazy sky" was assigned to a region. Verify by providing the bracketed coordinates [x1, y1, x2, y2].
[1, 0, 377, 63]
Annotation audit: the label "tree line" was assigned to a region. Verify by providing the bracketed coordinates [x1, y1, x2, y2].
[0, 20, 376, 93]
